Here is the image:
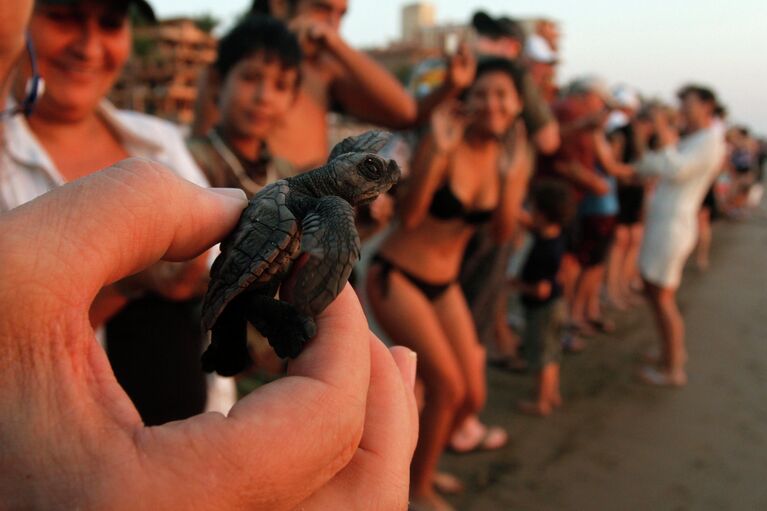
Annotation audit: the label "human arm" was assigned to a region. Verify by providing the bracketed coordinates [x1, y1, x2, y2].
[492, 122, 532, 243]
[294, 19, 416, 128]
[510, 278, 552, 300]
[520, 73, 560, 154]
[0, 159, 417, 510]
[594, 130, 635, 179]
[414, 43, 476, 127]
[635, 115, 720, 183]
[398, 100, 464, 229]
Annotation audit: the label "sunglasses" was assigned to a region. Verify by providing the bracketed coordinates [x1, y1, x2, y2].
[0, 35, 44, 121]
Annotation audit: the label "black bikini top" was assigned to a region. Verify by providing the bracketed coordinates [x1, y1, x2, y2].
[428, 183, 494, 224]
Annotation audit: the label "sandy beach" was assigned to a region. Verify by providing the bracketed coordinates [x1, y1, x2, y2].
[437, 206, 767, 510]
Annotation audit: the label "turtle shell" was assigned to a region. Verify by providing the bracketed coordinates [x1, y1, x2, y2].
[201, 180, 300, 331]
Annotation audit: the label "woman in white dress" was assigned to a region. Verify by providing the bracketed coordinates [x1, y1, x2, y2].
[634, 85, 726, 386]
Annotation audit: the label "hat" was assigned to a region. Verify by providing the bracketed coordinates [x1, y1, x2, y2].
[524, 34, 557, 64]
[611, 84, 641, 112]
[568, 75, 616, 107]
[37, 0, 156, 22]
[471, 11, 525, 42]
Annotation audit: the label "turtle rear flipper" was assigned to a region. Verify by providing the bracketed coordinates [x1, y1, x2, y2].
[242, 293, 317, 359]
[290, 196, 361, 318]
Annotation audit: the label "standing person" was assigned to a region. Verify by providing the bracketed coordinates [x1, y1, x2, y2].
[194, 0, 416, 171]
[515, 180, 573, 416]
[1, 0, 234, 424]
[535, 76, 614, 346]
[604, 85, 646, 309]
[524, 33, 559, 104]
[635, 85, 726, 386]
[367, 58, 529, 511]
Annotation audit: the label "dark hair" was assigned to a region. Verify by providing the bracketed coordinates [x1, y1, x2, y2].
[215, 14, 302, 79]
[462, 57, 525, 100]
[249, 0, 300, 15]
[677, 84, 718, 108]
[531, 179, 573, 226]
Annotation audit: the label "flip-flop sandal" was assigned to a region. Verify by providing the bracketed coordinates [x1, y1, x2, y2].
[433, 472, 465, 495]
[449, 425, 508, 454]
[587, 317, 616, 334]
[637, 365, 687, 387]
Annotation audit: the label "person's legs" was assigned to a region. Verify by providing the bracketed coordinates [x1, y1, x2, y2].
[641, 279, 687, 385]
[432, 285, 491, 435]
[607, 225, 630, 308]
[696, 207, 712, 271]
[584, 264, 608, 324]
[366, 267, 463, 508]
[623, 223, 644, 299]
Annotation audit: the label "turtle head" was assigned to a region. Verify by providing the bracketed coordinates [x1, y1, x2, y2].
[331, 152, 401, 206]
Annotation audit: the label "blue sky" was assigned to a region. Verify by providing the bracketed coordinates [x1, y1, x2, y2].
[153, 0, 767, 134]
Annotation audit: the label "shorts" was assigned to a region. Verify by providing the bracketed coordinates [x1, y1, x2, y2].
[523, 298, 565, 370]
[575, 215, 617, 267]
[617, 184, 644, 225]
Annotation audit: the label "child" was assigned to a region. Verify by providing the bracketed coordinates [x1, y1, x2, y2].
[516, 180, 574, 416]
[188, 15, 300, 197]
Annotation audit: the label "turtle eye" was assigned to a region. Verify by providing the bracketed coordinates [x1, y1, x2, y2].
[361, 157, 383, 180]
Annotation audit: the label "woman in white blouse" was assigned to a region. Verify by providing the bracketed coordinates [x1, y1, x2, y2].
[0, 0, 235, 420]
[634, 85, 726, 386]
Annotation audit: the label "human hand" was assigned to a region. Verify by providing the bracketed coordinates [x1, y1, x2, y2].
[445, 41, 476, 91]
[0, 158, 417, 510]
[115, 256, 210, 300]
[431, 99, 467, 154]
[289, 16, 339, 59]
[536, 281, 552, 300]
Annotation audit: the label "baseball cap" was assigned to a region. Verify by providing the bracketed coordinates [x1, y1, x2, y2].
[611, 84, 641, 112]
[567, 75, 617, 107]
[524, 34, 558, 64]
[37, 0, 156, 22]
[471, 11, 526, 42]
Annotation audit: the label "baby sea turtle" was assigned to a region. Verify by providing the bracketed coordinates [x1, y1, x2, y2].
[200, 131, 400, 376]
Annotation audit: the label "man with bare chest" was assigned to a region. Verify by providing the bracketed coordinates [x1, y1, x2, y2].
[195, 0, 416, 171]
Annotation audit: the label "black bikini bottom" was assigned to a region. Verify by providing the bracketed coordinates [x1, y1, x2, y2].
[371, 254, 453, 301]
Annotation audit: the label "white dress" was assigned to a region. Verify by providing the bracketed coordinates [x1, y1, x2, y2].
[636, 126, 725, 289]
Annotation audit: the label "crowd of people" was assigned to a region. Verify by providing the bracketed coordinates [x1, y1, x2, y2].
[0, 0, 764, 509]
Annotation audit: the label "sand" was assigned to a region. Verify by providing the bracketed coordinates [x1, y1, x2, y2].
[439, 208, 767, 511]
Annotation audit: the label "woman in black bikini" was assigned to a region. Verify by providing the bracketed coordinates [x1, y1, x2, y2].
[367, 58, 530, 511]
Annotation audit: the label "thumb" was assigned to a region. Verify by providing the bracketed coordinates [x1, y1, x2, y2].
[0, 158, 247, 312]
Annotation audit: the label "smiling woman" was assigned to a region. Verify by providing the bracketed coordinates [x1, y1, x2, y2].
[1, 0, 237, 425]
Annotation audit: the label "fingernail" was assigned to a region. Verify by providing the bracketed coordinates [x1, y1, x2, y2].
[389, 346, 417, 392]
[209, 187, 247, 202]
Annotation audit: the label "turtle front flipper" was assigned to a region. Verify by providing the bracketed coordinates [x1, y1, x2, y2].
[289, 196, 361, 318]
[242, 293, 317, 359]
[202, 294, 251, 376]
[327, 130, 392, 161]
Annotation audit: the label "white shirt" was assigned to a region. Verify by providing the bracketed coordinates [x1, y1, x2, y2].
[0, 99, 236, 415]
[0, 99, 207, 211]
[637, 125, 726, 227]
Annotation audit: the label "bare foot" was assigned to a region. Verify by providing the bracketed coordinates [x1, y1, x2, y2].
[433, 471, 464, 495]
[518, 399, 553, 417]
[409, 491, 455, 511]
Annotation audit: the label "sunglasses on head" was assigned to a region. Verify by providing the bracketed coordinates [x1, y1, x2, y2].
[0, 35, 44, 121]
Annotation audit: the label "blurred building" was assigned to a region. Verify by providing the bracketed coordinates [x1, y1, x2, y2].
[110, 18, 216, 126]
[401, 2, 435, 42]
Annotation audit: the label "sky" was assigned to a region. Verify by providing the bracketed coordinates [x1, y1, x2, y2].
[153, 0, 767, 134]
